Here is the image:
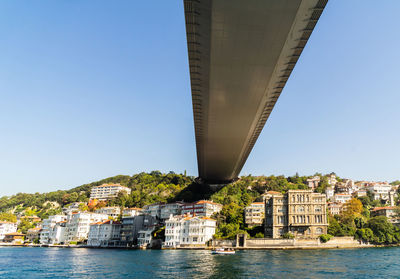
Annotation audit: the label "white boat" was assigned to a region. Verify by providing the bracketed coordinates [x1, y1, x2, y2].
[211, 248, 235, 255]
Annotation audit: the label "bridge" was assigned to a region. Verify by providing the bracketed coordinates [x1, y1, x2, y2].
[184, 0, 328, 184]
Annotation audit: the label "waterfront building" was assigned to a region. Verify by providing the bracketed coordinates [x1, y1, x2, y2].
[264, 190, 328, 239]
[4, 232, 25, 244]
[49, 221, 67, 244]
[325, 187, 334, 201]
[137, 228, 155, 247]
[122, 208, 142, 217]
[164, 214, 216, 247]
[87, 220, 121, 247]
[65, 212, 109, 243]
[244, 202, 265, 226]
[181, 200, 222, 217]
[95, 207, 121, 218]
[120, 214, 158, 247]
[160, 202, 185, 220]
[327, 202, 343, 215]
[333, 193, 352, 204]
[89, 183, 131, 201]
[0, 221, 17, 241]
[40, 215, 67, 244]
[307, 176, 320, 191]
[26, 228, 41, 242]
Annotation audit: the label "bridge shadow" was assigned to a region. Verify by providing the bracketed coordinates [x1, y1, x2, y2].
[171, 182, 216, 203]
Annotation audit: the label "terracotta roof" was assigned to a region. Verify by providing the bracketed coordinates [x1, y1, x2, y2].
[251, 202, 264, 205]
[371, 206, 397, 212]
[5, 232, 25, 236]
[124, 207, 142, 211]
[195, 200, 221, 205]
[265, 191, 281, 195]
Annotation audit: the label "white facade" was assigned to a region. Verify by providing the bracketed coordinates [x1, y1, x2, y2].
[244, 202, 265, 226]
[48, 222, 67, 244]
[367, 183, 392, 201]
[164, 215, 216, 247]
[137, 229, 154, 247]
[40, 215, 67, 244]
[66, 212, 109, 243]
[325, 187, 335, 201]
[333, 194, 352, 204]
[327, 174, 337, 186]
[87, 220, 121, 247]
[90, 184, 131, 201]
[95, 207, 121, 218]
[122, 208, 142, 217]
[0, 222, 17, 241]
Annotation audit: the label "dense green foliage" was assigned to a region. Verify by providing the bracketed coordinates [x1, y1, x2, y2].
[319, 234, 333, 243]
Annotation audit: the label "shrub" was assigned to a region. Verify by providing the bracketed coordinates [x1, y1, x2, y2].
[319, 234, 333, 243]
[254, 232, 264, 238]
[282, 232, 294, 239]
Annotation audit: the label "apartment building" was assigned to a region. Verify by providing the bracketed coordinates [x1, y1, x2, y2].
[95, 207, 121, 218]
[87, 220, 121, 247]
[122, 208, 142, 217]
[90, 183, 131, 201]
[244, 202, 265, 226]
[181, 200, 223, 217]
[40, 215, 67, 244]
[65, 212, 109, 243]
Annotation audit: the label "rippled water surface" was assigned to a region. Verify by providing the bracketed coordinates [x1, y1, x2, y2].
[0, 247, 399, 278]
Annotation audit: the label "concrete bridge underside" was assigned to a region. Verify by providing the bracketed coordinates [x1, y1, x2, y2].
[184, 0, 327, 184]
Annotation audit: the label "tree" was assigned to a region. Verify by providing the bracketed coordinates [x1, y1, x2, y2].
[0, 212, 17, 223]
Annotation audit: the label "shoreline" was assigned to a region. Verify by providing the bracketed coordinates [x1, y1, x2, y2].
[1, 243, 397, 251]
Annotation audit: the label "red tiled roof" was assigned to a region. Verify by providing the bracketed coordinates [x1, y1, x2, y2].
[371, 206, 397, 212]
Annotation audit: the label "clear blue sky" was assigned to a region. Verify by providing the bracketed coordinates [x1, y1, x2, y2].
[1, 1, 400, 196]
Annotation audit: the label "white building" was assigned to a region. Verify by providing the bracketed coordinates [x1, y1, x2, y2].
[367, 183, 393, 201]
[40, 215, 67, 244]
[63, 202, 81, 215]
[164, 215, 216, 247]
[48, 221, 67, 244]
[327, 174, 337, 186]
[87, 220, 121, 247]
[333, 193, 352, 204]
[95, 207, 121, 218]
[325, 187, 335, 201]
[66, 212, 109, 243]
[122, 208, 142, 217]
[90, 183, 131, 201]
[137, 228, 154, 247]
[244, 202, 265, 226]
[181, 200, 223, 217]
[0, 222, 17, 241]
